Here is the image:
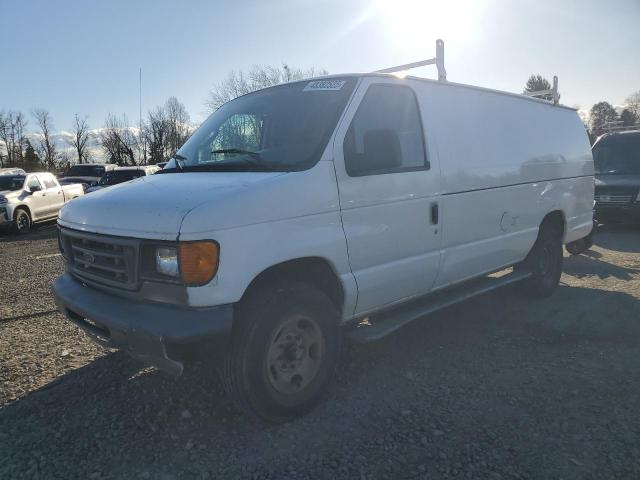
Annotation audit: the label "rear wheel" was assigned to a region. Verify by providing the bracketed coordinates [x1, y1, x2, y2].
[517, 224, 563, 298]
[222, 281, 341, 422]
[13, 208, 31, 234]
[565, 223, 595, 255]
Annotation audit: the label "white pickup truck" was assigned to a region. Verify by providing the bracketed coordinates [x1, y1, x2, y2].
[0, 172, 84, 233]
[53, 46, 593, 421]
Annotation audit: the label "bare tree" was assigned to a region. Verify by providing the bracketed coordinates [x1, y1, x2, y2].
[32, 109, 61, 171]
[165, 96, 190, 157]
[625, 90, 640, 120]
[144, 106, 169, 164]
[100, 114, 138, 166]
[70, 114, 91, 164]
[0, 110, 29, 169]
[205, 64, 328, 112]
[143, 97, 191, 164]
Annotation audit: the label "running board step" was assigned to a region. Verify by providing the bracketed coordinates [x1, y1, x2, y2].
[346, 269, 532, 343]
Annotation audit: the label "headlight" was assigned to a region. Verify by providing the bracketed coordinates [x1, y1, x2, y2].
[156, 247, 179, 277]
[153, 241, 219, 285]
[0, 196, 6, 205]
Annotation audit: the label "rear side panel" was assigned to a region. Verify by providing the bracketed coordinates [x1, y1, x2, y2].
[412, 80, 593, 288]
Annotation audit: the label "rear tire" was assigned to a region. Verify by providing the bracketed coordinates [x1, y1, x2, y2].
[13, 208, 31, 234]
[517, 224, 563, 298]
[222, 280, 341, 422]
[565, 223, 595, 255]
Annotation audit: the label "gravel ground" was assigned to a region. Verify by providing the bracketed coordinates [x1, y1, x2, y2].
[1, 222, 640, 479]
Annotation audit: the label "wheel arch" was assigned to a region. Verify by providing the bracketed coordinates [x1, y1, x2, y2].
[241, 256, 346, 316]
[13, 204, 32, 221]
[539, 209, 566, 239]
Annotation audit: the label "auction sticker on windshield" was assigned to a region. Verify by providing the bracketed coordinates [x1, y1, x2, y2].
[303, 80, 346, 91]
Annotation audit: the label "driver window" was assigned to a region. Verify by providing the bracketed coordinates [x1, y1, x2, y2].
[26, 176, 42, 191]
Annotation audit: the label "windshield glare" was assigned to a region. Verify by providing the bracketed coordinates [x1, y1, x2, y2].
[169, 78, 356, 172]
[99, 170, 144, 186]
[0, 175, 25, 191]
[594, 134, 640, 174]
[66, 165, 106, 177]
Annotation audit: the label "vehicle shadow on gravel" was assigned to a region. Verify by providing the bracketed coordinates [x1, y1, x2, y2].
[2, 284, 639, 479]
[0, 220, 57, 242]
[593, 223, 640, 253]
[563, 253, 640, 280]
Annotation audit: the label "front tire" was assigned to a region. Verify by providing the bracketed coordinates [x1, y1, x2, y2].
[517, 224, 563, 298]
[13, 208, 31, 234]
[222, 281, 341, 422]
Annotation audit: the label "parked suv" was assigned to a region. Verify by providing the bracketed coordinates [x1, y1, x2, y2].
[86, 166, 161, 193]
[593, 130, 640, 222]
[59, 163, 117, 191]
[53, 73, 593, 421]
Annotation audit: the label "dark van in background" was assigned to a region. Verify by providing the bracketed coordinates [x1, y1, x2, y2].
[593, 130, 640, 222]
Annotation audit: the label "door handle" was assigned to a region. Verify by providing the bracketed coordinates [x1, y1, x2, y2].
[430, 202, 439, 224]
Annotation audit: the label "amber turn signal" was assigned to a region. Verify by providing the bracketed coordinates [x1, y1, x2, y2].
[178, 241, 219, 286]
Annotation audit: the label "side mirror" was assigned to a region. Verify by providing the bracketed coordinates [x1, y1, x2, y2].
[29, 185, 42, 194]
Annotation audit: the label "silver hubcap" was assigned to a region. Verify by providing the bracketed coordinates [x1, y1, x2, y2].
[17, 213, 28, 231]
[266, 315, 324, 395]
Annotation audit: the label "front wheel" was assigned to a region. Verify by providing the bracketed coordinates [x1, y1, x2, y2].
[13, 208, 32, 234]
[222, 281, 341, 422]
[516, 224, 563, 298]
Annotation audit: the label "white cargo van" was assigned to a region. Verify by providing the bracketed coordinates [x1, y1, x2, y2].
[53, 42, 594, 421]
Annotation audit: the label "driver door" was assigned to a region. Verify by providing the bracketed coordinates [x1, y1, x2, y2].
[24, 175, 48, 220]
[333, 79, 442, 316]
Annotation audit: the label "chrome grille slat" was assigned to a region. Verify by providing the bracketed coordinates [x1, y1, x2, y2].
[59, 228, 139, 290]
[71, 244, 123, 259]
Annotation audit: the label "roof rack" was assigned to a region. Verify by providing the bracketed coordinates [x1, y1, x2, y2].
[523, 76, 560, 105]
[374, 39, 447, 82]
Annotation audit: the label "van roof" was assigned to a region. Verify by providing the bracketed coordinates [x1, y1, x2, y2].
[297, 73, 577, 112]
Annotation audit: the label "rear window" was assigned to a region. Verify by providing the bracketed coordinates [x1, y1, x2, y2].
[593, 134, 640, 174]
[66, 165, 106, 177]
[98, 170, 145, 186]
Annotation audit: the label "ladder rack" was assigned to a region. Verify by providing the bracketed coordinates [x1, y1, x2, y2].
[375, 39, 447, 82]
[523, 75, 560, 105]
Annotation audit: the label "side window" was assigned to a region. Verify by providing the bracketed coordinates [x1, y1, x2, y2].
[344, 84, 428, 176]
[27, 176, 42, 191]
[42, 175, 57, 189]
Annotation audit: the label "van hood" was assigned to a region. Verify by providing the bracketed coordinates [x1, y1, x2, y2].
[58, 172, 287, 239]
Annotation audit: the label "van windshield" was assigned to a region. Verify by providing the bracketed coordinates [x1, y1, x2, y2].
[593, 134, 640, 174]
[163, 78, 356, 173]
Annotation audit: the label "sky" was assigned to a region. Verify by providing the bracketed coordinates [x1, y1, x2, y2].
[1, 0, 638, 133]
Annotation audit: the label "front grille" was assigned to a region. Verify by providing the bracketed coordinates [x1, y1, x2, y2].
[595, 193, 633, 205]
[59, 228, 139, 290]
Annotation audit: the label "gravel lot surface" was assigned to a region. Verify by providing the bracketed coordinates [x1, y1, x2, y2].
[1, 222, 639, 479]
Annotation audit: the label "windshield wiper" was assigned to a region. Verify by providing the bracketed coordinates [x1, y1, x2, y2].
[211, 148, 262, 157]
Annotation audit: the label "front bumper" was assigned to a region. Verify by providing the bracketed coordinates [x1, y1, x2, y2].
[0, 206, 10, 226]
[595, 202, 640, 220]
[52, 273, 234, 375]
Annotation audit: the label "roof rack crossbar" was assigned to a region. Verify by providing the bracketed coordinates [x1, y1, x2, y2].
[374, 39, 446, 82]
[524, 75, 560, 105]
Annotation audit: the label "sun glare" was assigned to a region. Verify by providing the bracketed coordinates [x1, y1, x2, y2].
[374, 0, 482, 56]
